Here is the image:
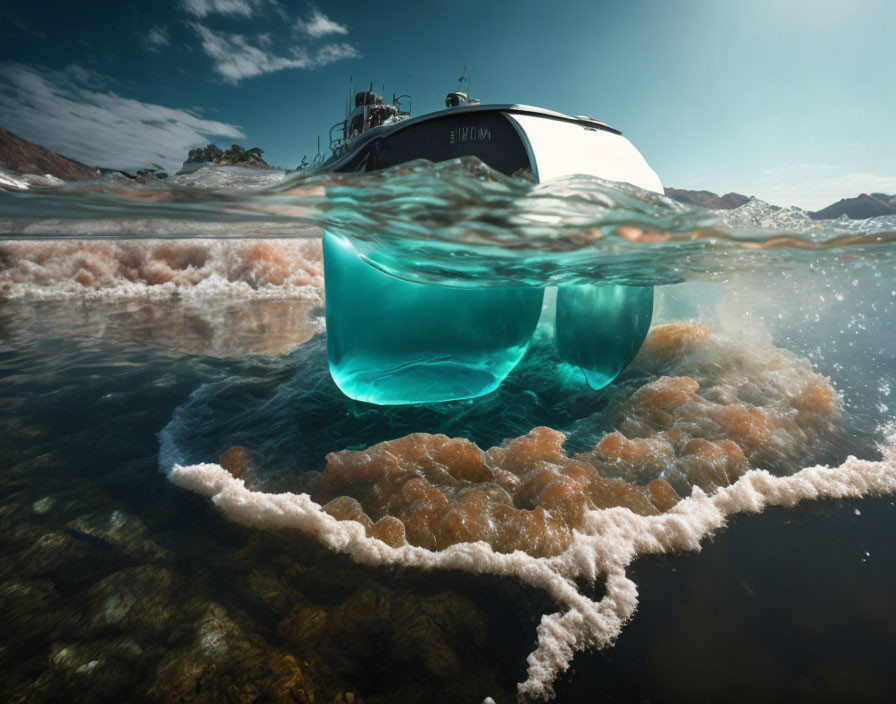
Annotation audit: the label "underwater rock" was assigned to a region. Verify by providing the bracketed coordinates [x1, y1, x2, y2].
[276, 603, 329, 651]
[66, 509, 169, 563]
[16, 530, 113, 585]
[82, 565, 176, 637]
[248, 568, 300, 618]
[228, 534, 509, 702]
[368, 516, 406, 548]
[328, 584, 393, 654]
[0, 579, 63, 659]
[320, 427, 676, 557]
[220, 445, 273, 489]
[219, 445, 254, 478]
[635, 320, 710, 363]
[322, 496, 374, 532]
[31, 496, 56, 516]
[146, 603, 317, 704]
[298, 581, 490, 691]
[42, 637, 148, 703]
[388, 590, 488, 679]
[0, 499, 46, 552]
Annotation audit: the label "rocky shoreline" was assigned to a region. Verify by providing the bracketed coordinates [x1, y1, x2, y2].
[176, 143, 271, 175]
[0, 127, 99, 181]
[0, 128, 272, 182]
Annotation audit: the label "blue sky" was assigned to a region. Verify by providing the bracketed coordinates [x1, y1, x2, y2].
[1, 0, 894, 208]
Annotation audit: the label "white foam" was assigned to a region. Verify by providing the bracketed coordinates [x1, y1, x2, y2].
[0, 167, 65, 190]
[0, 238, 323, 301]
[168, 430, 896, 700]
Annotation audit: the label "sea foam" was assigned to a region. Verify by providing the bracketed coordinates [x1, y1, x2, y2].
[165, 323, 896, 700]
[0, 239, 323, 300]
[169, 438, 896, 699]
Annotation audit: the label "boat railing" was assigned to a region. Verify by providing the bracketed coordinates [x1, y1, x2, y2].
[324, 89, 414, 162]
[328, 120, 348, 157]
[393, 94, 412, 116]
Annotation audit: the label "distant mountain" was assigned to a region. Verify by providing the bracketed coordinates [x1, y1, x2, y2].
[0, 126, 99, 181]
[809, 193, 896, 220]
[664, 188, 751, 210]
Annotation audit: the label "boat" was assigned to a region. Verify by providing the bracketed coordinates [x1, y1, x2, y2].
[319, 84, 661, 191]
[317, 83, 663, 406]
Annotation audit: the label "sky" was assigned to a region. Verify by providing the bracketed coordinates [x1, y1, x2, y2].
[1, 0, 894, 209]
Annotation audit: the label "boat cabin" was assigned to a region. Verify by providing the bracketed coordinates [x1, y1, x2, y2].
[328, 84, 412, 159]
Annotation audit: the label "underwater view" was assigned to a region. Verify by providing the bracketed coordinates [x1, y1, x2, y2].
[2, 160, 895, 702]
[3, 1, 896, 702]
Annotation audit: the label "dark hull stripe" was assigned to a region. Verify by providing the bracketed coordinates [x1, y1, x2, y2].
[328, 109, 534, 178]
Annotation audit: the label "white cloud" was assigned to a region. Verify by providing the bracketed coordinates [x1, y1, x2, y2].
[190, 23, 358, 84]
[180, 0, 257, 18]
[64, 64, 96, 85]
[0, 62, 245, 172]
[295, 9, 349, 38]
[191, 24, 310, 82]
[266, 0, 289, 22]
[147, 26, 170, 50]
[313, 42, 361, 65]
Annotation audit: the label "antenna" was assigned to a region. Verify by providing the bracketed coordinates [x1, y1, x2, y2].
[458, 65, 471, 97]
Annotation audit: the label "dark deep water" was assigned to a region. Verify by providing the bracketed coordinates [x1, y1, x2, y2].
[2, 164, 896, 702]
[1, 290, 894, 703]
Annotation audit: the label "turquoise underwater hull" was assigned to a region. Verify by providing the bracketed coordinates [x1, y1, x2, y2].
[321, 104, 663, 405]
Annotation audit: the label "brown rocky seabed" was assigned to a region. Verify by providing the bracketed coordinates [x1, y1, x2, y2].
[0, 474, 540, 703]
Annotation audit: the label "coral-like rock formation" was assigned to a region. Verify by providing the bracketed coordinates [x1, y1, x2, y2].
[306, 322, 841, 557]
